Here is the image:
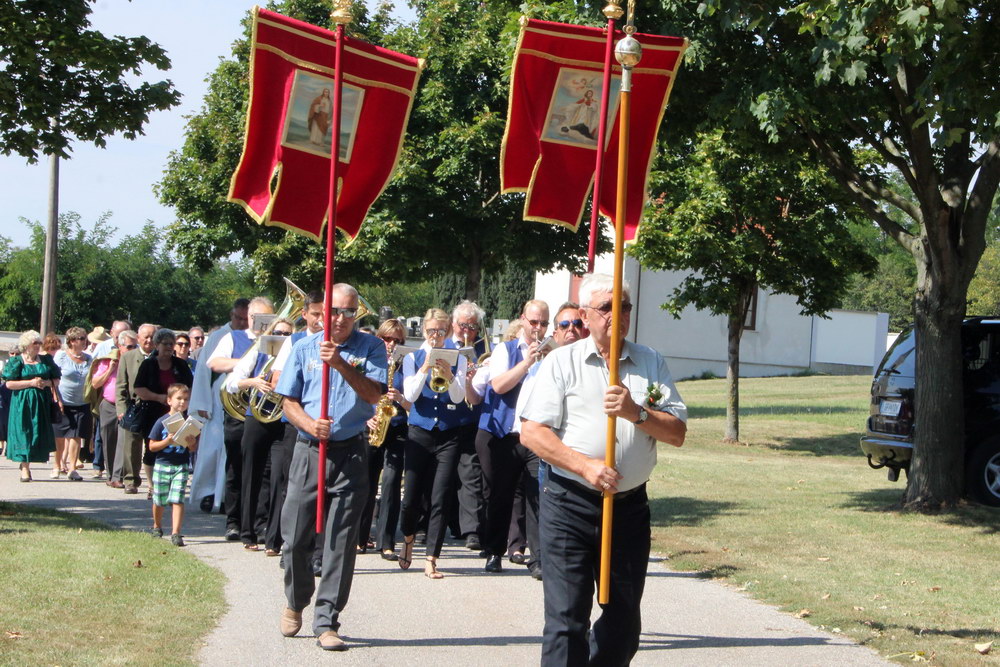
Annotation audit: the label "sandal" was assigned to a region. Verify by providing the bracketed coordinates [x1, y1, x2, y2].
[147, 488, 153, 500]
[424, 557, 444, 579]
[243, 543, 259, 551]
[380, 550, 398, 561]
[399, 535, 414, 570]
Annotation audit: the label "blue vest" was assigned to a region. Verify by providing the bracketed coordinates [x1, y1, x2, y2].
[478, 339, 524, 438]
[408, 343, 463, 432]
[244, 351, 270, 418]
[230, 329, 253, 358]
[450, 336, 487, 427]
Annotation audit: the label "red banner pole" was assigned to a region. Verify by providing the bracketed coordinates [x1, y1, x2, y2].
[318, 16, 348, 534]
[587, 3, 624, 273]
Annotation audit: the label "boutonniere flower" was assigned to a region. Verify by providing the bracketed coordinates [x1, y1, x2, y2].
[645, 383, 663, 407]
[349, 356, 366, 373]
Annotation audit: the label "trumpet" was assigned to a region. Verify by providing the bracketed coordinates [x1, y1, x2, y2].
[429, 364, 450, 393]
[368, 355, 399, 447]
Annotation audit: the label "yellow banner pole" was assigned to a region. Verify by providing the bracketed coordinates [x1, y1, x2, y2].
[598, 20, 642, 607]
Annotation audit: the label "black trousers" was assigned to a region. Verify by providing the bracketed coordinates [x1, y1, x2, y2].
[265, 423, 298, 552]
[475, 429, 540, 559]
[374, 421, 406, 551]
[358, 441, 384, 548]
[449, 423, 485, 539]
[223, 414, 245, 531]
[400, 425, 460, 559]
[508, 476, 527, 555]
[239, 416, 285, 545]
[539, 473, 650, 667]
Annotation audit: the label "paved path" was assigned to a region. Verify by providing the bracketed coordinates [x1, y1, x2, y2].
[1, 460, 890, 665]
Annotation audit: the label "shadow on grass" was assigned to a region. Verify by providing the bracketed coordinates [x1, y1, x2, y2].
[839, 489, 1000, 532]
[687, 405, 861, 419]
[649, 496, 741, 528]
[837, 488, 905, 511]
[761, 432, 866, 457]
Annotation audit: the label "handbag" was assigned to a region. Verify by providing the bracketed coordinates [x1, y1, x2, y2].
[121, 399, 151, 434]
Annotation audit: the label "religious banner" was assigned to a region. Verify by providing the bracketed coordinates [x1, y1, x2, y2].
[228, 7, 423, 241]
[500, 18, 687, 241]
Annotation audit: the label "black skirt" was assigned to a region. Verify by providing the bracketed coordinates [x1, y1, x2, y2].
[52, 403, 94, 440]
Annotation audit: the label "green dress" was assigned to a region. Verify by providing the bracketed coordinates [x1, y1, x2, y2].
[3, 355, 60, 463]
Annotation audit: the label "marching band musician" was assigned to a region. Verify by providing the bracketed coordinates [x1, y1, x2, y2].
[274, 283, 386, 652]
[447, 300, 489, 552]
[398, 308, 470, 579]
[361, 318, 412, 561]
[475, 299, 551, 577]
[224, 317, 295, 550]
[206, 296, 275, 541]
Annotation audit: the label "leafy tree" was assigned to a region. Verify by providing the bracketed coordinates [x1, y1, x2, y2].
[0, 213, 256, 332]
[631, 129, 875, 442]
[671, 0, 1000, 508]
[0, 0, 180, 160]
[967, 245, 1000, 316]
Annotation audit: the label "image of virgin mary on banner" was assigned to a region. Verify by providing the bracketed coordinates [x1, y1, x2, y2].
[500, 19, 686, 241]
[228, 7, 424, 241]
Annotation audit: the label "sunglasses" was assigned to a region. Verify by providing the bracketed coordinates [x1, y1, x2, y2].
[272, 330, 292, 336]
[425, 328, 448, 337]
[124, 344, 138, 350]
[175, 341, 190, 346]
[590, 302, 633, 315]
[457, 322, 479, 331]
[331, 307, 358, 318]
[381, 337, 405, 346]
[525, 319, 549, 328]
[191, 336, 204, 341]
[556, 319, 584, 330]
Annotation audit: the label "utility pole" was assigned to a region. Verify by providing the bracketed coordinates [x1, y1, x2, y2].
[39, 150, 59, 335]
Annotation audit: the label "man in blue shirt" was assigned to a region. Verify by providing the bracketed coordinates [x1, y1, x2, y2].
[274, 284, 387, 652]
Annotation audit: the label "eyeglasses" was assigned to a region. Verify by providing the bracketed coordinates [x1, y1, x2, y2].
[525, 319, 549, 328]
[425, 328, 447, 337]
[272, 331, 292, 336]
[175, 341, 190, 347]
[124, 344, 138, 350]
[556, 319, 584, 330]
[590, 302, 633, 316]
[381, 337, 405, 346]
[70, 336, 87, 342]
[331, 307, 358, 318]
[191, 336, 204, 341]
[457, 322, 479, 331]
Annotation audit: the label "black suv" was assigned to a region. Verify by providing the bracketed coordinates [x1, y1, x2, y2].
[861, 317, 1000, 506]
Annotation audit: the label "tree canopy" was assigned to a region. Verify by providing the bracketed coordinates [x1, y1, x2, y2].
[0, 0, 180, 161]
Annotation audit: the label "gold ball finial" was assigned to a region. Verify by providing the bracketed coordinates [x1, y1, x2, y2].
[331, 0, 353, 25]
[603, 2, 624, 20]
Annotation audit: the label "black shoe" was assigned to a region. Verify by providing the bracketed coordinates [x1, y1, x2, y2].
[171, 534, 186, 547]
[465, 533, 482, 551]
[484, 555, 503, 573]
[478, 549, 488, 558]
[415, 531, 426, 545]
[313, 561, 322, 577]
[199, 495, 214, 513]
[380, 550, 399, 561]
[509, 552, 527, 565]
[224, 528, 240, 542]
[528, 560, 543, 581]
[149, 526, 163, 538]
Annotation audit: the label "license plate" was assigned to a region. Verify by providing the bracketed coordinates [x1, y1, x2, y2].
[879, 400, 902, 417]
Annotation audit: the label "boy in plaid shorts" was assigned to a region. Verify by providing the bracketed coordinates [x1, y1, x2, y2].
[148, 384, 199, 546]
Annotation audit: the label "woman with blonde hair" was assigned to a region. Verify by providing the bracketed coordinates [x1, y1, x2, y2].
[2, 331, 61, 482]
[398, 309, 469, 578]
[52, 326, 94, 480]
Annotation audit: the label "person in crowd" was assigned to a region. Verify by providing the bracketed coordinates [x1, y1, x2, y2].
[361, 318, 411, 561]
[475, 300, 550, 577]
[175, 333, 196, 372]
[399, 308, 469, 579]
[93, 320, 132, 358]
[86, 326, 110, 355]
[115, 323, 156, 494]
[275, 283, 386, 651]
[446, 300, 488, 552]
[52, 327, 94, 480]
[225, 316, 294, 550]
[188, 326, 206, 359]
[207, 296, 274, 540]
[190, 299, 249, 514]
[134, 328, 195, 499]
[520, 273, 688, 665]
[0, 345, 18, 457]
[41, 333, 61, 359]
[88, 330, 136, 486]
[3, 331, 60, 482]
[147, 383, 199, 547]
[267, 291, 324, 564]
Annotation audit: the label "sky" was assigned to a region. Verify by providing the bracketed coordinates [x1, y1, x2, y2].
[1, 0, 413, 250]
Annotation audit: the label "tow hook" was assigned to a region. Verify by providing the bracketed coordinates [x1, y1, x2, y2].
[866, 451, 896, 470]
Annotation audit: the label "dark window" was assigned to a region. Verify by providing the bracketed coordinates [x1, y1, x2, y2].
[743, 287, 758, 331]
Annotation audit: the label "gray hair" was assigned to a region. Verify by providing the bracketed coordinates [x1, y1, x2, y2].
[137, 323, 156, 336]
[117, 329, 138, 345]
[578, 273, 631, 309]
[248, 296, 274, 311]
[331, 283, 358, 300]
[18, 330, 40, 350]
[152, 327, 176, 346]
[452, 300, 485, 323]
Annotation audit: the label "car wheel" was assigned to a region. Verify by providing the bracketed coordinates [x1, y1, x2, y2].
[965, 440, 1000, 507]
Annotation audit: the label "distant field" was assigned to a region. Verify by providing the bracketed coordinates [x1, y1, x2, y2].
[648, 375, 999, 666]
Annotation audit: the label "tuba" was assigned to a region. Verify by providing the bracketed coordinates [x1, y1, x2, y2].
[221, 278, 306, 422]
[368, 355, 399, 447]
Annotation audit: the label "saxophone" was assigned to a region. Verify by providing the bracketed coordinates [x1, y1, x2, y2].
[368, 355, 399, 447]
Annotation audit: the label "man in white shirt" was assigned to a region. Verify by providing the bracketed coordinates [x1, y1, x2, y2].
[520, 274, 687, 666]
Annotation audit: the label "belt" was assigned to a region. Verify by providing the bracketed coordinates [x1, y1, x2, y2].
[549, 472, 645, 501]
[296, 433, 364, 448]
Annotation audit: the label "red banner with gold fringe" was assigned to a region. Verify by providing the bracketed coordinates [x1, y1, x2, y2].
[500, 18, 686, 241]
[228, 8, 423, 241]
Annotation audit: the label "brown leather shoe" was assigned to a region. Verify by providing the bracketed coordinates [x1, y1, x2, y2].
[316, 630, 347, 651]
[107, 480, 124, 489]
[280, 608, 302, 637]
[124, 486, 138, 495]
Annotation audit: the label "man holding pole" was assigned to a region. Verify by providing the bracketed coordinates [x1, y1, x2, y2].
[274, 283, 386, 652]
[520, 272, 687, 665]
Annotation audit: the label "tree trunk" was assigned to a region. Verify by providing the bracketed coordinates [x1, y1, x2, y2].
[724, 282, 753, 443]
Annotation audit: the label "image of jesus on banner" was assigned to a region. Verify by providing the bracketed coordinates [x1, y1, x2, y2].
[542, 68, 620, 148]
[282, 69, 364, 162]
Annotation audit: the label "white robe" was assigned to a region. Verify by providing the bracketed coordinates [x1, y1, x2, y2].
[188, 323, 232, 509]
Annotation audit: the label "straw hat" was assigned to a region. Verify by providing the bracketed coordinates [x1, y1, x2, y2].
[87, 326, 111, 344]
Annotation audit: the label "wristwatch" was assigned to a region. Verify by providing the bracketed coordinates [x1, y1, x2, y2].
[633, 406, 649, 425]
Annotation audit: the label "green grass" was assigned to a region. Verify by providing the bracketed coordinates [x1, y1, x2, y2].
[649, 375, 1000, 666]
[0, 502, 226, 667]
